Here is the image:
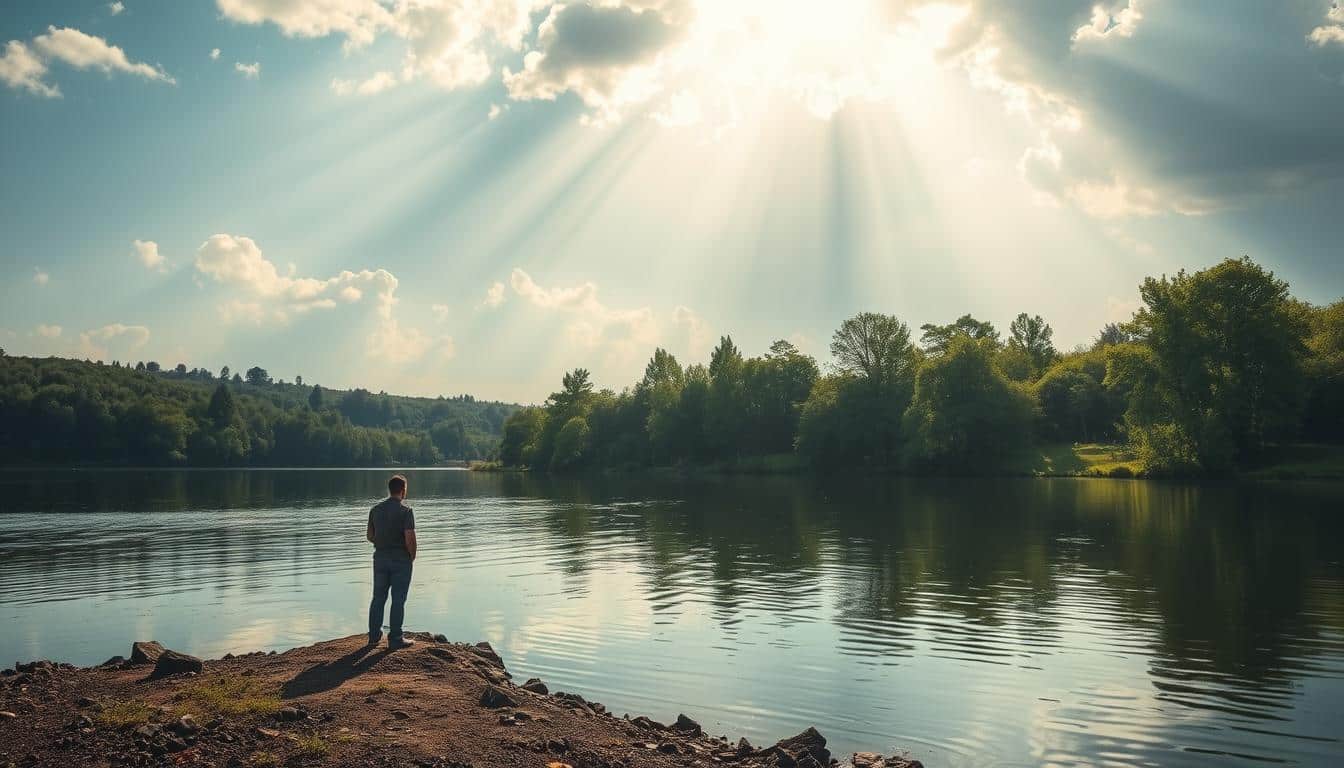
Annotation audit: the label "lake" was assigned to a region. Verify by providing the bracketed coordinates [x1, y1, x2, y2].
[1, 469, 1342, 766]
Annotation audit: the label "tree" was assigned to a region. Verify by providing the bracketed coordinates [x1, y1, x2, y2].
[903, 336, 1035, 467]
[245, 366, 271, 386]
[1007, 313, 1056, 377]
[706, 336, 745, 460]
[1093, 323, 1132, 349]
[829, 312, 919, 388]
[308, 384, 324, 411]
[295, 375, 303, 387]
[551, 416, 591, 468]
[219, 365, 230, 381]
[174, 363, 188, 377]
[499, 407, 546, 467]
[1110, 257, 1307, 472]
[206, 382, 238, 428]
[231, 372, 243, 384]
[919, 315, 999, 354]
[145, 361, 161, 373]
[1301, 300, 1344, 442]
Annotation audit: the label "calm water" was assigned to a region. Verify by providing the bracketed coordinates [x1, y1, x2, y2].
[1, 470, 1342, 766]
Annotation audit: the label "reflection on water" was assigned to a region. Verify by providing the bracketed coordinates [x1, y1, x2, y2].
[1, 469, 1342, 766]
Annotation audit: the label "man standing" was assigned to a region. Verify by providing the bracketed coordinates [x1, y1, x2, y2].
[367, 474, 417, 649]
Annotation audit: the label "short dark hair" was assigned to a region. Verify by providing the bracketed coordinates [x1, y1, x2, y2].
[388, 475, 407, 496]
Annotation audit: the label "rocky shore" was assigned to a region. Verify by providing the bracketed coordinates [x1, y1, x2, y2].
[0, 634, 921, 768]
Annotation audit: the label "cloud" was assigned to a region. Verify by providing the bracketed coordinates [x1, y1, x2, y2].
[483, 281, 505, 307]
[210, 47, 221, 60]
[33, 268, 49, 285]
[671, 305, 712, 359]
[235, 61, 261, 79]
[0, 41, 59, 97]
[487, 103, 503, 119]
[510, 267, 658, 350]
[432, 303, 450, 322]
[503, 2, 686, 122]
[1309, 3, 1344, 46]
[35, 324, 62, 339]
[133, 239, 165, 270]
[330, 70, 396, 96]
[33, 26, 174, 82]
[194, 234, 449, 363]
[1071, 1, 1143, 43]
[109, 2, 125, 16]
[78, 323, 150, 360]
[216, 0, 395, 48]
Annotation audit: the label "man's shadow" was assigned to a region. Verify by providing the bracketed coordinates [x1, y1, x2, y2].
[281, 644, 391, 699]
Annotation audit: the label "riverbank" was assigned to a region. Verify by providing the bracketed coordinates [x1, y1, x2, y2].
[0, 635, 920, 768]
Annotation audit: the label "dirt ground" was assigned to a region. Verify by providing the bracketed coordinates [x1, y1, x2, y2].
[0, 634, 920, 768]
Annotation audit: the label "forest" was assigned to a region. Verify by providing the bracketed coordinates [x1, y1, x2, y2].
[0, 356, 515, 466]
[498, 257, 1344, 476]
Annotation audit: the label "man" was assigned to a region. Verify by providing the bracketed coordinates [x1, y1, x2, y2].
[367, 474, 417, 649]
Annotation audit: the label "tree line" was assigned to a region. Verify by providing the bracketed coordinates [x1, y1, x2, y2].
[498, 257, 1344, 475]
[0, 355, 516, 466]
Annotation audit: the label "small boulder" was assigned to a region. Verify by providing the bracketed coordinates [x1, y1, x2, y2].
[479, 684, 519, 709]
[150, 650, 203, 678]
[521, 678, 548, 695]
[471, 642, 503, 665]
[433, 633, 448, 643]
[737, 737, 754, 756]
[172, 715, 199, 736]
[275, 706, 307, 722]
[631, 716, 664, 731]
[129, 641, 165, 665]
[101, 656, 126, 667]
[853, 752, 883, 768]
[772, 727, 830, 767]
[672, 714, 702, 736]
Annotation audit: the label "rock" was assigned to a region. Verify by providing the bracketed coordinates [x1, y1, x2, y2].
[771, 728, 830, 767]
[656, 742, 679, 754]
[390, 710, 411, 721]
[673, 714, 702, 736]
[171, 715, 199, 737]
[882, 758, 923, 768]
[471, 642, 503, 665]
[150, 650, 203, 678]
[512, 710, 533, 721]
[631, 716, 664, 731]
[75, 697, 97, 709]
[0, 711, 16, 720]
[164, 736, 189, 753]
[254, 727, 280, 739]
[521, 678, 548, 695]
[737, 738, 755, 757]
[497, 714, 516, 726]
[853, 752, 882, 768]
[427, 647, 455, 662]
[100, 656, 125, 667]
[129, 641, 165, 665]
[133, 724, 161, 740]
[547, 737, 570, 753]
[433, 633, 448, 643]
[479, 684, 519, 709]
[275, 706, 307, 722]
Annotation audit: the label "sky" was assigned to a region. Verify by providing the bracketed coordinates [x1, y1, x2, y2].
[2, 0, 1343, 403]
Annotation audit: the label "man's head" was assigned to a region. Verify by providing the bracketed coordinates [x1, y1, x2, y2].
[388, 474, 407, 499]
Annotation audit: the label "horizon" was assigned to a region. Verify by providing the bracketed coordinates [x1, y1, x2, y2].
[4, 1, 1344, 403]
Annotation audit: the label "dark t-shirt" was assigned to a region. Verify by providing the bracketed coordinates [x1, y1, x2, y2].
[368, 497, 415, 560]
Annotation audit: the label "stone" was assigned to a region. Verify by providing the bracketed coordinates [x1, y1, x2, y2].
[883, 758, 924, 768]
[521, 678, 548, 695]
[427, 647, 455, 662]
[737, 738, 754, 757]
[390, 711, 411, 721]
[433, 634, 448, 643]
[673, 714, 702, 736]
[275, 706, 307, 722]
[853, 752, 882, 768]
[479, 684, 519, 709]
[631, 716, 664, 731]
[129, 641, 165, 665]
[150, 650, 203, 678]
[254, 727, 280, 739]
[100, 656, 125, 667]
[497, 714, 516, 726]
[772, 728, 830, 767]
[657, 742, 680, 754]
[164, 736, 189, 753]
[471, 642, 503, 665]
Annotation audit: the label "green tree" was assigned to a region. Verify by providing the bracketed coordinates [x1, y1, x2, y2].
[1299, 300, 1344, 442]
[903, 336, 1035, 467]
[308, 384, 324, 411]
[206, 382, 238, 428]
[245, 366, 271, 386]
[830, 312, 918, 388]
[1007, 313, 1056, 377]
[919, 314, 1000, 354]
[551, 416, 592, 468]
[1110, 257, 1307, 471]
[499, 407, 546, 467]
[706, 336, 745, 460]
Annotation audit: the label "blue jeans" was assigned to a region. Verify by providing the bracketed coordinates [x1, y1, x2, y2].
[368, 555, 413, 642]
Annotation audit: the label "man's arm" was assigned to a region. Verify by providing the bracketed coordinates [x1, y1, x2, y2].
[404, 507, 416, 560]
[367, 507, 375, 543]
[404, 530, 417, 561]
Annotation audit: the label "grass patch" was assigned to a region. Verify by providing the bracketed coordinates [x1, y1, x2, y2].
[1006, 443, 1141, 478]
[1246, 443, 1344, 480]
[171, 674, 281, 718]
[246, 752, 280, 768]
[293, 735, 330, 758]
[97, 699, 155, 728]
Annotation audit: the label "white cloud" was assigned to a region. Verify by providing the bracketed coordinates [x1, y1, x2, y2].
[109, 2, 125, 15]
[33, 26, 174, 82]
[35, 324, 62, 339]
[509, 267, 658, 351]
[1309, 3, 1344, 48]
[133, 239, 165, 270]
[487, 103, 503, 120]
[216, 0, 395, 49]
[210, 47, 221, 60]
[330, 70, 396, 96]
[671, 305, 712, 359]
[194, 234, 449, 363]
[78, 323, 150, 360]
[0, 41, 59, 98]
[33, 268, 49, 285]
[235, 61, 261, 79]
[1072, 1, 1143, 44]
[483, 281, 505, 308]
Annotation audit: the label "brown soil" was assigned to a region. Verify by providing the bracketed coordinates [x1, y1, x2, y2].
[0, 634, 920, 768]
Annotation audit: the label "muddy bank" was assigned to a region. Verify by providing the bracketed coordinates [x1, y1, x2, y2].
[0, 634, 921, 768]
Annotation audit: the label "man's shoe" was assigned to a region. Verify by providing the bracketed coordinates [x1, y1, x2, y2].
[388, 637, 416, 650]
[366, 634, 382, 646]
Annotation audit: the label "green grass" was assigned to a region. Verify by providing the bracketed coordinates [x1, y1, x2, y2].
[1007, 443, 1141, 478]
[171, 674, 281, 718]
[246, 752, 280, 768]
[97, 699, 155, 728]
[293, 735, 330, 758]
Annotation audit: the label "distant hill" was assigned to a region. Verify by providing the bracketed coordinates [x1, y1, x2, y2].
[0, 353, 519, 466]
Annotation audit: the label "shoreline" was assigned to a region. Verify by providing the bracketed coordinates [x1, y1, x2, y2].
[0, 634, 922, 768]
